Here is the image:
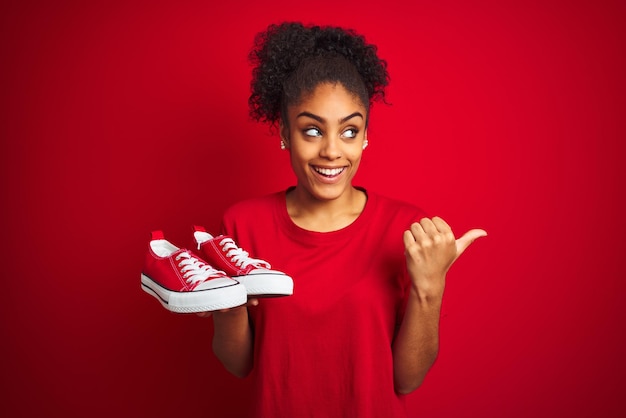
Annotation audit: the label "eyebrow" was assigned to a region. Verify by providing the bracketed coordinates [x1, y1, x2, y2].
[296, 111, 364, 124]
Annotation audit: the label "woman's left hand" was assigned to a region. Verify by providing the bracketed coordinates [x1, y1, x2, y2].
[403, 217, 486, 299]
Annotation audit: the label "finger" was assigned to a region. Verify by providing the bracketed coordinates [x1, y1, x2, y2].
[403, 229, 416, 249]
[419, 218, 438, 235]
[432, 217, 455, 245]
[431, 216, 452, 234]
[410, 222, 428, 242]
[248, 298, 259, 307]
[404, 222, 427, 249]
[196, 311, 213, 318]
[455, 229, 488, 257]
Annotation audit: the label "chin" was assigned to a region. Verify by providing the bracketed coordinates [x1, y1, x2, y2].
[310, 184, 350, 201]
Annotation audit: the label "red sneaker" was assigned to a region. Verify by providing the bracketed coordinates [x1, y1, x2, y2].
[192, 226, 293, 297]
[141, 231, 246, 313]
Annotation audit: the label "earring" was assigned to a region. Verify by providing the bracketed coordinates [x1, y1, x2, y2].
[280, 140, 287, 150]
[362, 139, 369, 150]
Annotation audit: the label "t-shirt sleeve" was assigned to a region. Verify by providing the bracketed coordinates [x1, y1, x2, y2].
[220, 203, 241, 239]
[219, 197, 263, 244]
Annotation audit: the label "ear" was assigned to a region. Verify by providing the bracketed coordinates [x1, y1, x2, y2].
[362, 130, 369, 150]
[279, 120, 290, 149]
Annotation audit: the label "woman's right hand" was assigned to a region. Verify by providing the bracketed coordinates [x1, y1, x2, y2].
[207, 298, 257, 378]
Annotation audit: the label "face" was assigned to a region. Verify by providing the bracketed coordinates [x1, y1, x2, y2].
[281, 82, 368, 203]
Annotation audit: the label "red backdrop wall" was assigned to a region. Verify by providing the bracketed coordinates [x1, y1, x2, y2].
[2, 0, 625, 417]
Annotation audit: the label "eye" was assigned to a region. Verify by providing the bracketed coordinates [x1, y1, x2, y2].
[342, 128, 359, 139]
[304, 127, 322, 137]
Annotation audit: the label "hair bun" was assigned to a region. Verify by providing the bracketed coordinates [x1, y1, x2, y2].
[249, 22, 389, 126]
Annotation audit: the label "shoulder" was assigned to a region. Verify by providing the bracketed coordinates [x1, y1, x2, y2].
[225, 191, 282, 215]
[221, 191, 284, 234]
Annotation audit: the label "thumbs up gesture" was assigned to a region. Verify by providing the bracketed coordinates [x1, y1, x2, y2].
[403, 217, 486, 298]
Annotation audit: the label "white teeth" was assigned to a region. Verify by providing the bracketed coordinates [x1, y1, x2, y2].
[314, 167, 344, 176]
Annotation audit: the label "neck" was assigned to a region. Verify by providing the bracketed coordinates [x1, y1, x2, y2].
[286, 186, 367, 232]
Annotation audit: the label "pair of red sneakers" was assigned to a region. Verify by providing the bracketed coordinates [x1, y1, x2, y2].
[141, 226, 293, 313]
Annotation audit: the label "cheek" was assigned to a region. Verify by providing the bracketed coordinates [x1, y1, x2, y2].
[349, 148, 364, 164]
[348, 152, 363, 174]
[288, 147, 311, 173]
[290, 141, 317, 163]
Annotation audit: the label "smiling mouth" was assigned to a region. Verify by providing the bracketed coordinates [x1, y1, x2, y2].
[312, 166, 346, 177]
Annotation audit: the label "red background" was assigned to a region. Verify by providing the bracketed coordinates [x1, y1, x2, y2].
[2, 0, 625, 417]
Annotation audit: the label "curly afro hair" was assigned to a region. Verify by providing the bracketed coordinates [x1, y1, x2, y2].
[248, 22, 389, 127]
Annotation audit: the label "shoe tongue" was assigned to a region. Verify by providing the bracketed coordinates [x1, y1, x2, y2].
[194, 230, 214, 245]
[172, 248, 191, 257]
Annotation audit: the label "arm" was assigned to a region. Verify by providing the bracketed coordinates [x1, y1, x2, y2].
[210, 217, 256, 377]
[392, 217, 486, 394]
[392, 281, 442, 394]
[204, 301, 257, 378]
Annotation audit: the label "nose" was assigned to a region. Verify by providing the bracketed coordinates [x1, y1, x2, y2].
[319, 136, 342, 160]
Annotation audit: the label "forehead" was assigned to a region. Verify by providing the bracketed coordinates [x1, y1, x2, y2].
[289, 83, 367, 117]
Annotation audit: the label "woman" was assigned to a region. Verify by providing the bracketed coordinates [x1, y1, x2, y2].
[208, 22, 486, 417]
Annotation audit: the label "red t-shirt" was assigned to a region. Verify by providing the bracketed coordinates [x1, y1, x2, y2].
[221, 188, 426, 418]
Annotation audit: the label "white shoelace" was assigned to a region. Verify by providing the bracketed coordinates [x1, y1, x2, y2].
[219, 238, 271, 269]
[175, 251, 225, 285]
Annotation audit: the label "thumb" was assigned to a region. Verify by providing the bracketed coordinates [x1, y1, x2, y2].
[455, 228, 487, 259]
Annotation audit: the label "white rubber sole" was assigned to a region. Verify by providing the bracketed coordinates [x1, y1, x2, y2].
[237, 273, 294, 297]
[141, 274, 247, 313]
